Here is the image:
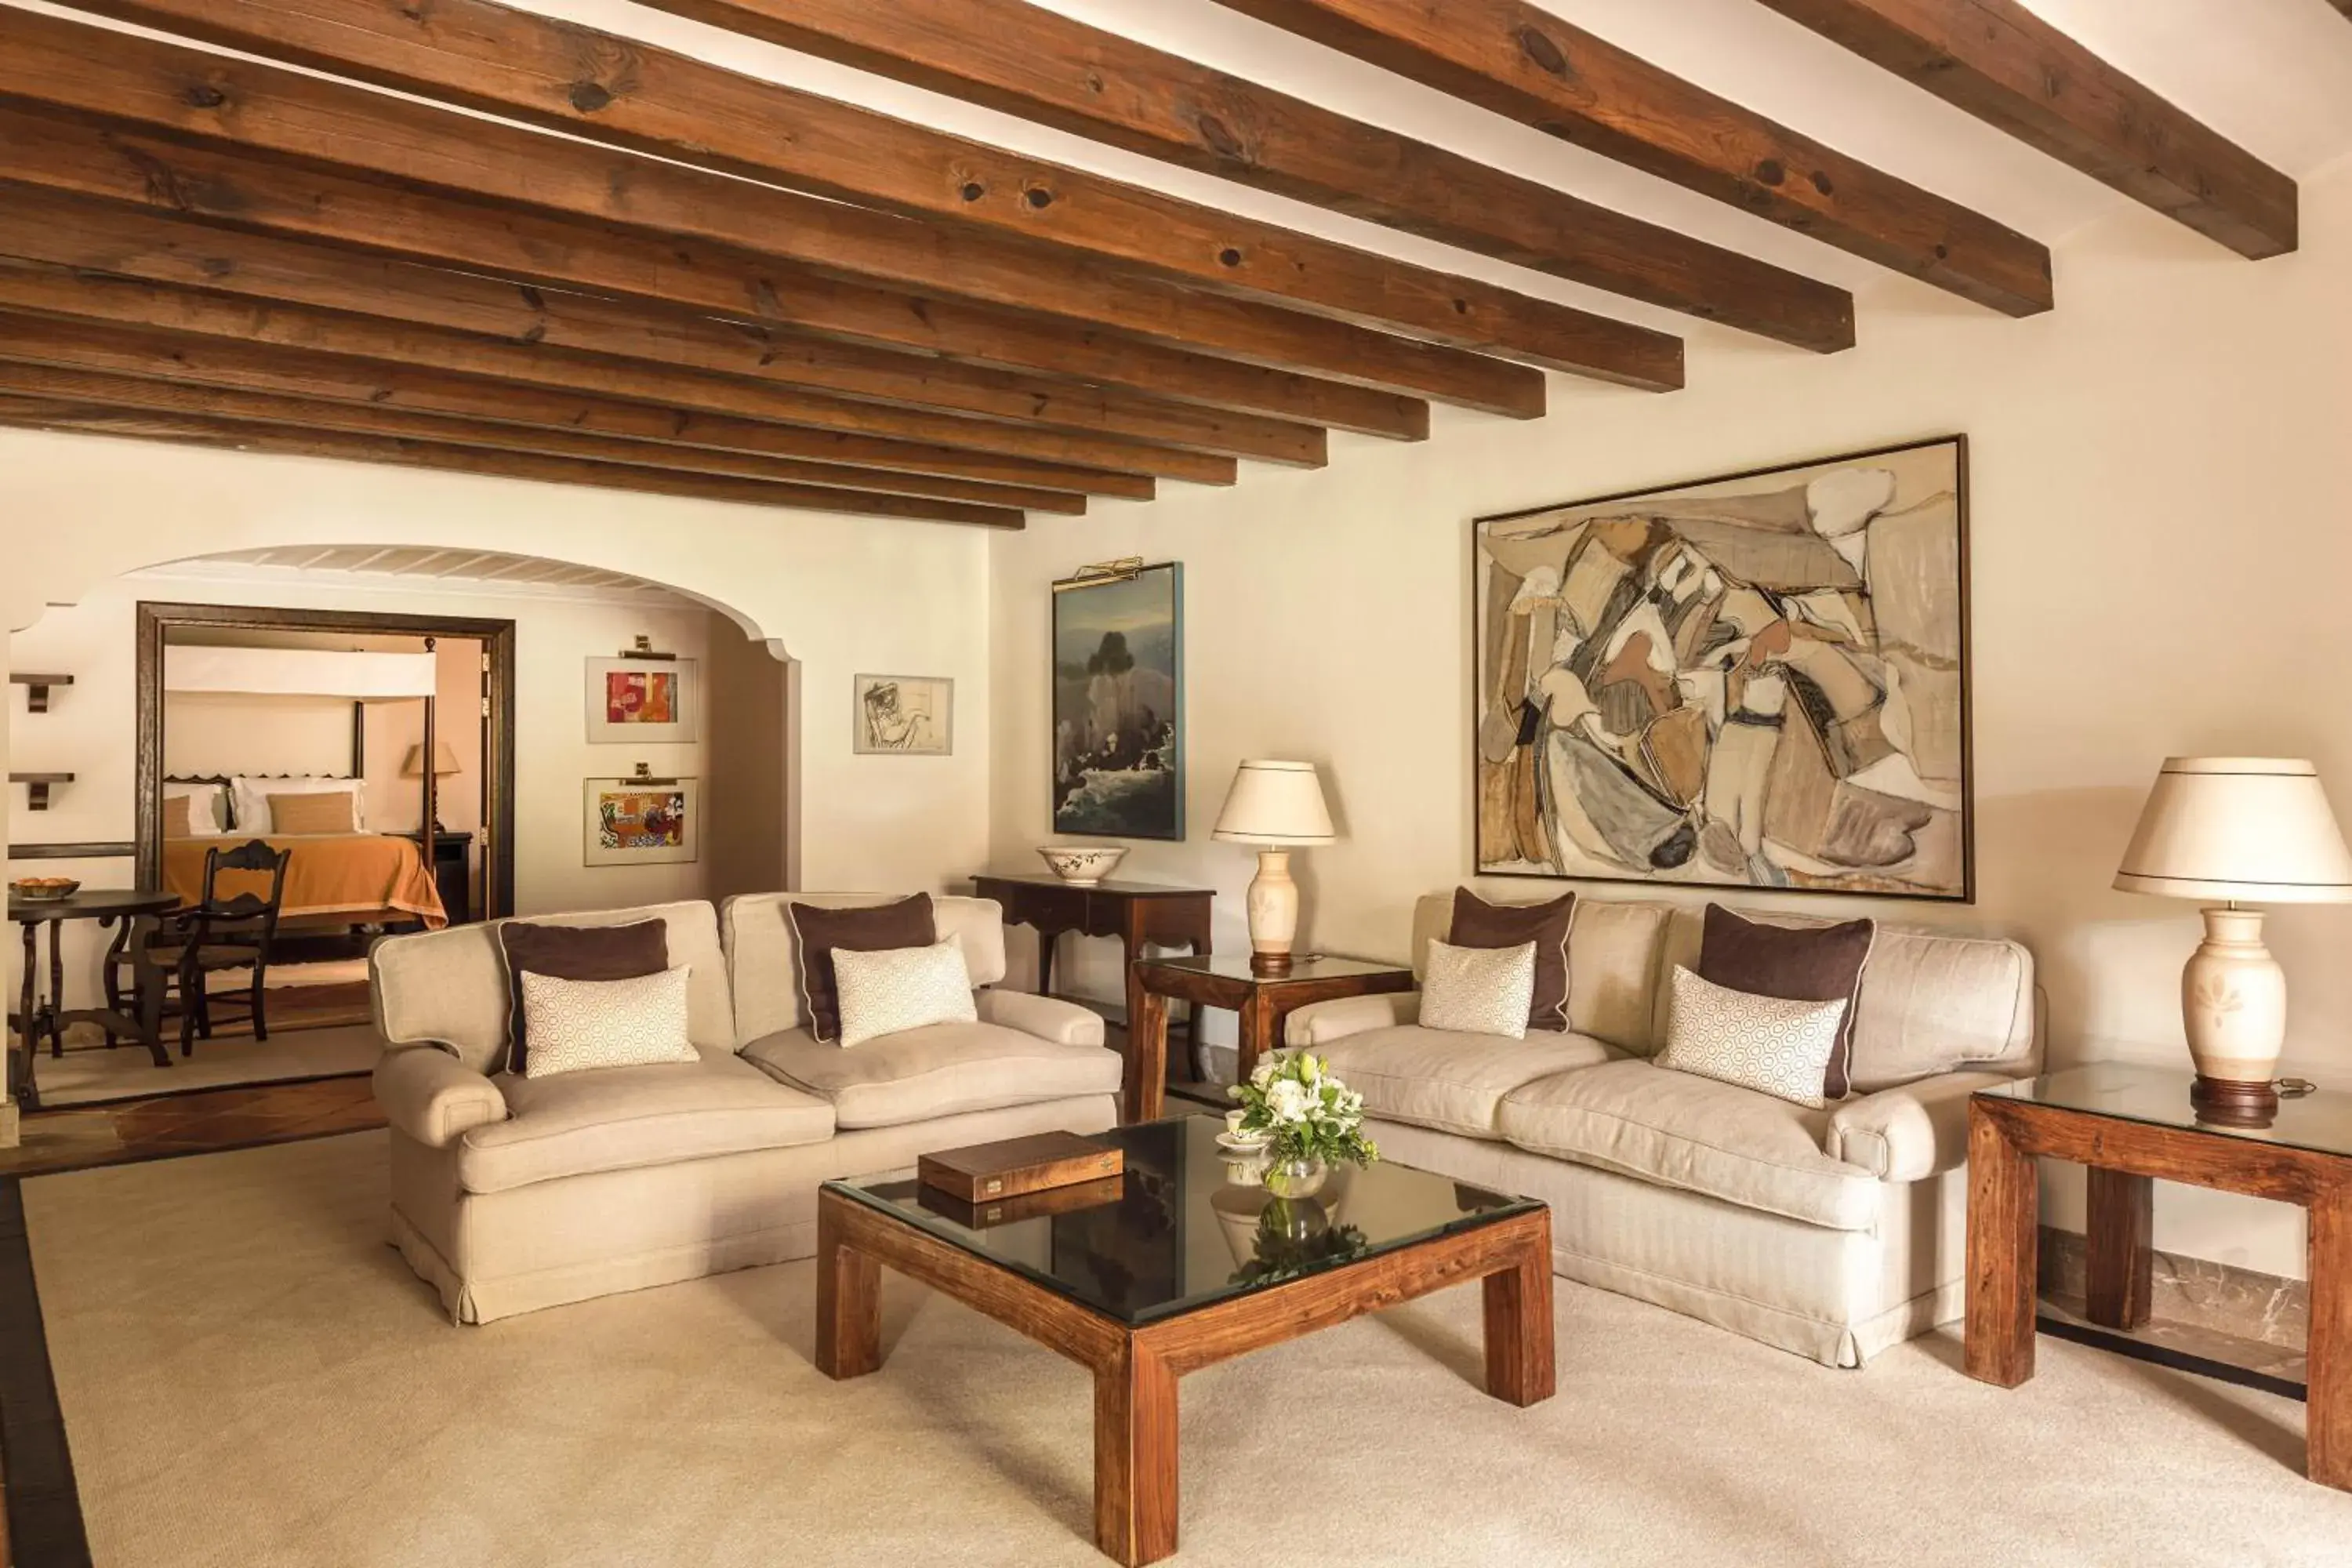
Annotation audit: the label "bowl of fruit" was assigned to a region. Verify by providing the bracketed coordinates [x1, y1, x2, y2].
[9, 877, 80, 903]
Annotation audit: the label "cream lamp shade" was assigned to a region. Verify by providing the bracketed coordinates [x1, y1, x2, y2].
[401, 739, 465, 779]
[1210, 760, 1334, 846]
[2112, 757, 2352, 1123]
[1211, 760, 1334, 975]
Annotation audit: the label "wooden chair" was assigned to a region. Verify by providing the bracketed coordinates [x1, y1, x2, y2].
[117, 840, 294, 1054]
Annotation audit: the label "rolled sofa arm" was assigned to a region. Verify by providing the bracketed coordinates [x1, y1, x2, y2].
[1286, 992, 1420, 1049]
[374, 1044, 508, 1148]
[1824, 1070, 2015, 1181]
[974, 989, 1105, 1048]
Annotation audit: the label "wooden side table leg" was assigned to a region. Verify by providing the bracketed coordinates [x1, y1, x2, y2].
[45, 917, 64, 1058]
[1236, 992, 1276, 1086]
[814, 1197, 882, 1381]
[13, 922, 36, 1109]
[1965, 1105, 2038, 1388]
[2310, 1186, 2351, 1490]
[1127, 986, 1168, 1124]
[1483, 1215, 1556, 1406]
[2085, 1166, 2154, 1330]
[1094, 1336, 1178, 1567]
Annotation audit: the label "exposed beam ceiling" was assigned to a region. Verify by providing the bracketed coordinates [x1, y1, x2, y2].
[630, 0, 1857, 353]
[0, 8, 1628, 407]
[1213, 0, 2055, 314]
[1751, 0, 2296, 257]
[0, 396, 1030, 527]
[57, 0, 1682, 383]
[0, 106, 1435, 438]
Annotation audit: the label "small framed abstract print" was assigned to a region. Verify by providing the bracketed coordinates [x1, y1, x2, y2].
[583, 777, 700, 866]
[586, 657, 699, 744]
[853, 674, 953, 755]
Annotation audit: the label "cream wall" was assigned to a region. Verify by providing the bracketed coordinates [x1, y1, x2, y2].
[989, 157, 2352, 1282]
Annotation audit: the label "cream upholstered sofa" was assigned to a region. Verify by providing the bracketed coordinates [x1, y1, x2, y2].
[369, 893, 1121, 1323]
[1284, 894, 2039, 1367]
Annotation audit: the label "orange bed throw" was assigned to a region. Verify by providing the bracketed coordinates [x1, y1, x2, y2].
[164, 834, 448, 930]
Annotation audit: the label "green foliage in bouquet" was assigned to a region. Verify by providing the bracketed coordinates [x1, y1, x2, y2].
[1228, 1051, 1379, 1169]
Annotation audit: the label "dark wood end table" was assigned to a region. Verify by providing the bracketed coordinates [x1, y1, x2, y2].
[1965, 1063, 2350, 1490]
[8, 888, 182, 1111]
[971, 873, 1214, 1099]
[816, 1116, 1553, 1566]
[1128, 953, 1415, 1123]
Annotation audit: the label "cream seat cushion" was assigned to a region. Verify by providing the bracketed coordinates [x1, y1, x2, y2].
[1315, 1025, 1620, 1141]
[742, 1020, 1123, 1130]
[456, 1043, 833, 1195]
[1497, 1058, 1881, 1231]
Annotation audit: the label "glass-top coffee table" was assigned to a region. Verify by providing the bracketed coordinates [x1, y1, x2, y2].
[817, 1115, 1554, 1565]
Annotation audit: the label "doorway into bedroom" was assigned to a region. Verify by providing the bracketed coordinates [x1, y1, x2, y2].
[119, 601, 517, 1101]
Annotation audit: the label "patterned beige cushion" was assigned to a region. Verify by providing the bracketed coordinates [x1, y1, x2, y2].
[517, 967, 699, 1079]
[1419, 938, 1535, 1039]
[1657, 966, 1847, 1110]
[833, 938, 978, 1047]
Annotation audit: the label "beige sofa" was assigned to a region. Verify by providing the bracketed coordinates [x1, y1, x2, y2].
[369, 893, 1122, 1323]
[1285, 894, 2039, 1367]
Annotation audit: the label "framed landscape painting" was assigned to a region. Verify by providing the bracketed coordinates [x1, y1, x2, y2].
[1051, 562, 1184, 840]
[1472, 437, 1971, 901]
[586, 657, 699, 744]
[583, 776, 700, 866]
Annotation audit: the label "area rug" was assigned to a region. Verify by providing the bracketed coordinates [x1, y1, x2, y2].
[17, 1133, 2352, 1566]
[37, 1022, 383, 1108]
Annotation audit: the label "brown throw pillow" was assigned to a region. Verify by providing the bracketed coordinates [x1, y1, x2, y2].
[496, 918, 671, 1075]
[1448, 887, 1575, 1032]
[162, 793, 195, 839]
[789, 895, 936, 1044]
[267, 790, 355, 835]
[1697, 905, 1875, 1101]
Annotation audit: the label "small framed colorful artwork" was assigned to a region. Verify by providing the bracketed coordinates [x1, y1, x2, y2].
[583, 777, 701, 866]
[585, 657, 699, 744]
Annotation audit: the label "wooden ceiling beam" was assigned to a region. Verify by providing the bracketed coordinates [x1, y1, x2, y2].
[0, 107, 1432, 441]
[58, 0, 1677, 382]
[1214, 0, 2055, 316]
[0, 304, 1156, 503]
[0, 11, 1597, 408]
[0, 358, 1087, 513]
[0, 260, 1235, 486]
[644, 0, 1855, 354]
[0, 189, 1323, 470]
[0, 398, 1029, 528]
[1748, 0, 2296, 258]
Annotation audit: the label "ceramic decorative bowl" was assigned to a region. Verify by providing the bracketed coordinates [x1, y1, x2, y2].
[1037, 844, 1127, 886]
[9, 877, 79, 902]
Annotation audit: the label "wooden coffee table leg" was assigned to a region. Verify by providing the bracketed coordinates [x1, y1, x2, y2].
[2310, 1186, 2350, 1490]
[2085, 1167, 2154, 1330]
[1483, 1214, 1556, 1406]
[1965, 1103, 2038, 1388]
[1094, 1336, 1178, 1567]
[815, 1196, 882, 1380]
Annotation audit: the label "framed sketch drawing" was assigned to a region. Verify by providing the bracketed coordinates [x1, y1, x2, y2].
[584, 776, 700, 866]
[1052, 561, 1184, 840]
[854, 674, 953, 755]
[586, 658, 699, 744]
[1472, 437, 1970, 901]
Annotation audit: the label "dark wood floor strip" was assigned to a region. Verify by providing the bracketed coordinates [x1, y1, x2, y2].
[0, 1181, 92, 1568]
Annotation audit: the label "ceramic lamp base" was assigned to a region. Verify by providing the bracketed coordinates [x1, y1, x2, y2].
[1244, 848, 1299, 975]
[2180, 906, 2286, 1096]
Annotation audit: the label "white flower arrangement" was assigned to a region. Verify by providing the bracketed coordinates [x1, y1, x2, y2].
[1229, 1051, 1378, 1170]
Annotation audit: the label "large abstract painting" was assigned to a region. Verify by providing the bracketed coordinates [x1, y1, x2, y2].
[1472, 438, 1970, 901]
[1052, 562, 1184, 840]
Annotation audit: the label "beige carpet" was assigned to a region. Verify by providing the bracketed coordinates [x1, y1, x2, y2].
[37, 1022, 383, 1107]
[23, 1134, 2352, 1568]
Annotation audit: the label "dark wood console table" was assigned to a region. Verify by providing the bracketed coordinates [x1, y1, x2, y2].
[970, 873, 1213, 1108]
[8, 887, 181, 1111]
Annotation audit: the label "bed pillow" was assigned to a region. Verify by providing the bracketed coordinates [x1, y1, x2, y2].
[161, 794, 196, 839]
[788, 895, 935, 1044]
[1697, 905, 1875, 1102]
[1418, 938, 1537, 1040]
[517, 967, 699, 1079]
[832, 938, 978, 1048]
[1658, 965, 1849, 1110]
[230, 775, 364, 834]
[1448, 887, 1575, 1032]
[496, 918, 671, 1075]
[165, 781, 227, 835]
[268, 790, 358, 836]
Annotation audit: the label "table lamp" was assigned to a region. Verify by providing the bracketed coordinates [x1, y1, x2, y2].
[1211, 760, 1335, 976]
[2113, 757, 2352, 1119]
[401, 739, 463, 833]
